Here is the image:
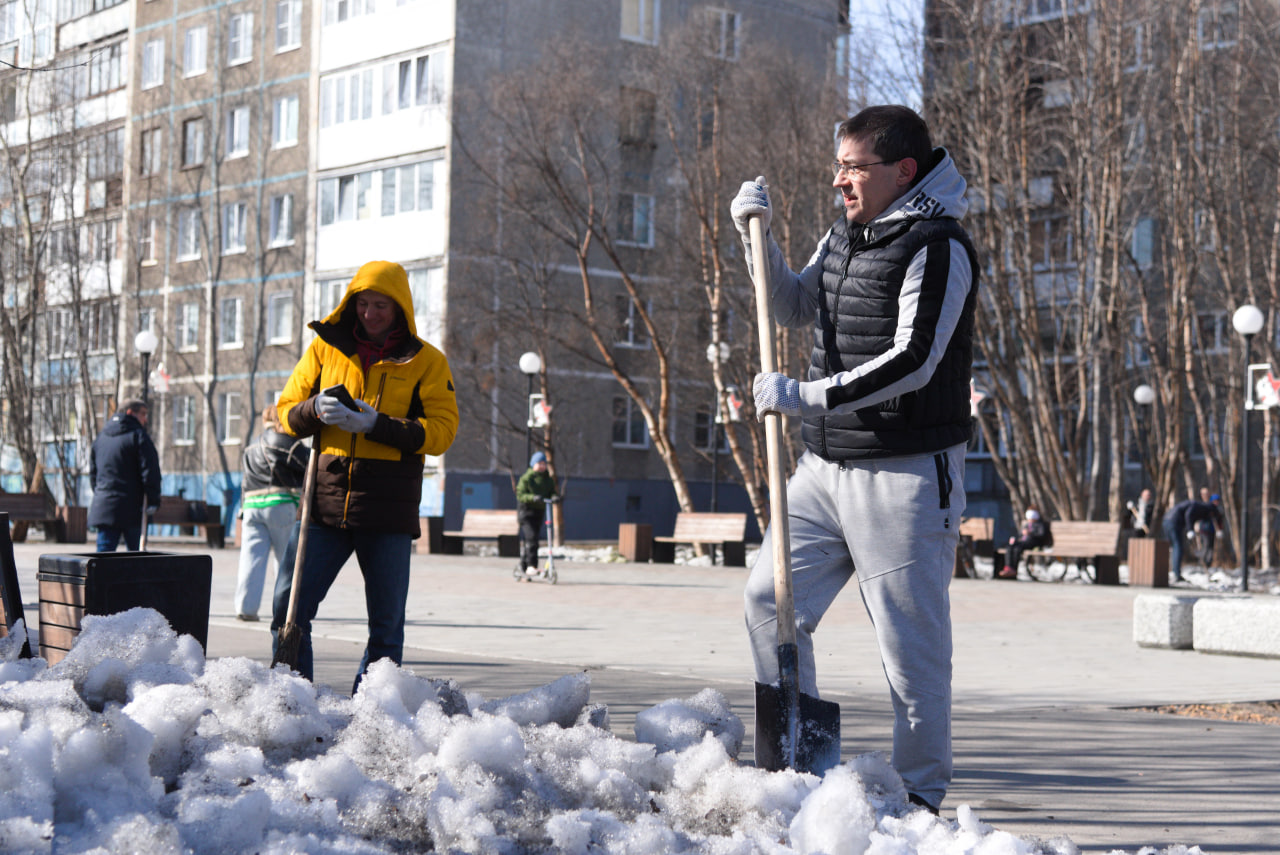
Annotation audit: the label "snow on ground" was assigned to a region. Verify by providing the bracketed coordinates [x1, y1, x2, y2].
[0, 610, 1205, 855]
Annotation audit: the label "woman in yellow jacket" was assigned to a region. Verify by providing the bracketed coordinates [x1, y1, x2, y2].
[271, 260, 458, 689]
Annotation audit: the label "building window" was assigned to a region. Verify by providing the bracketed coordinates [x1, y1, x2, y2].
[183, 25, 207, 76]
[704, 8, 738, 60]
[267, 291, 293, 344]
[317, 278, 346, 318]
[615, 295, 651, 348]
[141, 38, 164, 89]
[1122, 21, 1148, 72]
[227, 13, 253, 65]
[86, 41, 123, 95]
[693, 411, 729, 451]
[177, 302, 200, 350]
[138, 218, 157, 264]
[617, 193, 654, 247]
[275, 0, 302, 52]
[218, 392, 242, 444]
[1131, 217, 1154, 270]
[272, 95, 298, 147]
[323, 0, 376, 25]
[619, 87, 656, 146]
[86, 127, 124, 180]
[380, 50, 444, 114]
[321, 162, 443, 226]
[182, 118, 204, 167]
[320, 69, 374, 127]
[177, 208, 201, 260]
[173, 395, 196, 444]
[407, 266, 444, 346]
[1194, 311, 1228, 354]
[222, 202, 247, 254]
[225, 106, 250, 158]
[1198, 2, 1237, 51]
[612, 396, 650, 448]
[621, 0, 659, 44]
[219, 296, 243, 348]
[269, 194, 294, 246]
[140, 128, 163, 176]
[89, 218, 119, 262]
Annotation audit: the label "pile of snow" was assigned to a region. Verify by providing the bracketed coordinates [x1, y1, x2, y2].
[0, 610, 1201, 854]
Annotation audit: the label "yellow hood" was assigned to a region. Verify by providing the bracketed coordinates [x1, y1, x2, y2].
[322, 260, 418, 338]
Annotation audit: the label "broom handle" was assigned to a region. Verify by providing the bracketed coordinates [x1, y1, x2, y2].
[283, 443, 320, 627]
[748, 212, 796, 650]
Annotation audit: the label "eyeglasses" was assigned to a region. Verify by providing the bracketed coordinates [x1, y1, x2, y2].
[831, 158, 900, 179]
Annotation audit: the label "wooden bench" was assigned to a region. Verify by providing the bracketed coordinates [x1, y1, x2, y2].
[0, 493, 60, 543]
[954, 516, 994, 578]
[148, 496, 226, 549]
[1024, 520, 1122, 585]
[652, 512, 747, 567]
[441, 509, 520, 558]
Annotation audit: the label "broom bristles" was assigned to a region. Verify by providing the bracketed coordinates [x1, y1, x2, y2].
[271, 622, 302, 669]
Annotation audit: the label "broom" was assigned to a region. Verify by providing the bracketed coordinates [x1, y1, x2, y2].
[271, 442, 319, 669]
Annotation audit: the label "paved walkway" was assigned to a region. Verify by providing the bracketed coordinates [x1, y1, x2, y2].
[9, 539, 1280, 853]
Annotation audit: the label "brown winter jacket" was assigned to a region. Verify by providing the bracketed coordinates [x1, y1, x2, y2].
[277, 261, 458, 536]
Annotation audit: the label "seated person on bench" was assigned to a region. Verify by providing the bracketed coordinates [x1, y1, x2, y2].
[999, 507, 1052, 579]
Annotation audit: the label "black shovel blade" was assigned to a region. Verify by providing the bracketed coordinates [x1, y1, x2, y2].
[754, 680, 841, 774]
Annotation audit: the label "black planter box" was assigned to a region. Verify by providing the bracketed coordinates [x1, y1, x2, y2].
[38, 551, 212, 665]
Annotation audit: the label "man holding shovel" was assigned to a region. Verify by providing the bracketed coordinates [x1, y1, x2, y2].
[731, 105, 977, 814]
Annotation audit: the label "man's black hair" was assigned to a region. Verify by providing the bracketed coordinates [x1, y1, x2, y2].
[123, 399, 148, 414]
[837, 106, 933, 182]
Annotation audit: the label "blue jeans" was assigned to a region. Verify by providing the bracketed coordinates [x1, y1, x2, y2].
[270, 522, 412, 692]
[1162, 518, 1185, 580]
[96, 525, 142, 552]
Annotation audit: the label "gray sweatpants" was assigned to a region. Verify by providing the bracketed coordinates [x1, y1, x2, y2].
[745, 445, 965, 806]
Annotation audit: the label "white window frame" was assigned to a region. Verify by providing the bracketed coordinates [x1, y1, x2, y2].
[269, 193, 294, 246]
[272, 94, 298, 147]
[275, 0, 302, 52]
[612, 395, 650, 449]
[177, 302, 200, 351]
[225, 106, 250, 158]
[267, 291, 294, 344]
[182, 118, 204, 167]
[1197, 2, 1237, 51]
[140, 127, 163, 176]
[694, 410, 729, 452]
[227, 12, 253, 65]
[176, 208, 201, 260]
[1131, 217, 1154, 270]
[705, 8, 738, 60]
[141, 38, 164, 89]
[183, 25, 207, 77]
[317, 278, 346, 318]
[218, 296, 244, 348]
[173, 395, 196, 445]
[617, 193, 655, 247]
[138, 217, 157, 265]
[217, 391, 242, 444]
[221, 201, 247, 254]
[615, 294, 652, 349]
[621, 0, 659, 44]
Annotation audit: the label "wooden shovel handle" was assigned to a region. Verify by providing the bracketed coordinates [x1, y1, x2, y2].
[748, 212, 797, 649]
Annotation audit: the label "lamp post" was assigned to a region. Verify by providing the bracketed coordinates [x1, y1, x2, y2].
[518, 351, 542, 465]
[706, 342, 730, 513]
[1133, 383, 1155, 492]
[1232, 304, 1265, 593]
[134, 329, 158, 406]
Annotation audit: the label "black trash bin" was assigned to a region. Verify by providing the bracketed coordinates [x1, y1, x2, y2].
[38, 551, 212, 665]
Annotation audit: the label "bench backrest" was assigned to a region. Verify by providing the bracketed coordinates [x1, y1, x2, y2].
[1042, 521, 1122, 555]
[151, 496, 220, 525]
[671, 512, 746, 542]
[0, 494, 50, 518]
[958, 516, 993, 539]
[459, 509, 520, 537]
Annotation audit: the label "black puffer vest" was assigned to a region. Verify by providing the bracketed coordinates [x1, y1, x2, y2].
[802, 214, 979, 460]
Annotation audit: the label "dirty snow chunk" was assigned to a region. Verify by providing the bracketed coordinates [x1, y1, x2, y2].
[437, 711, 526, 774]
[634, 688, 745, 757]
[355, 658, 469, 720]
[0, 618, 33, 662]
[790, 763, 879, 854]
[479, 671, 591, 727]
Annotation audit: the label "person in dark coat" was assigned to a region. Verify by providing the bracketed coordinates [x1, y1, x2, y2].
[234, 406, 308, 621]
[87, 400, 162, 552]
[1162, 497, 1219, 582]
[998, 507, 1052, 579]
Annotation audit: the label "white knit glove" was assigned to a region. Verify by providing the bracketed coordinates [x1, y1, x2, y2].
[730, 176, 771, 240]
[316, 393, 350, 425]
[753, 373, 801, 419]
[335, 398, 379, 434]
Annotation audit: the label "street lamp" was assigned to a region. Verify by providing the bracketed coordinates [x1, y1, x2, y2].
[518, 351, 542, 465]
[1232, 304, 1265, 592]
[134, 329, 158, 406]
[1132, 383, 1155, 492]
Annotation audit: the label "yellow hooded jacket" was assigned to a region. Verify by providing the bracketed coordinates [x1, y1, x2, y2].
[277, 261, 458, 536]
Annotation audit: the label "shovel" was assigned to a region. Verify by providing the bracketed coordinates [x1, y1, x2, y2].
[272, 442, 320, 670]
[747, 203, 841, 774]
